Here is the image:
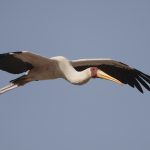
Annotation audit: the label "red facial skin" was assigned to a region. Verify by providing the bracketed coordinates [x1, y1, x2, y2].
[90, 67, 98, 78]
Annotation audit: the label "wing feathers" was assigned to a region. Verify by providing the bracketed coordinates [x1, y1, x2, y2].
[0, 51, 33, 74]
[72, 59, 150, 93]
[0, 51, 54, 74]
[134, 79, 143, 93]
[136, 76, 150, 91]
[138, 72, 150, 84]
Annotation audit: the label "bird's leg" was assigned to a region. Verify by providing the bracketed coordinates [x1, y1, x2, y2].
[0, 75, 32, 95]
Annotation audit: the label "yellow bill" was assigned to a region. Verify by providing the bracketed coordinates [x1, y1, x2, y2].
[97, 69, 123, 85]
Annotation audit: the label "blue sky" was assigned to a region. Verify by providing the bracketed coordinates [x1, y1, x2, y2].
[0, 0, 150, 150]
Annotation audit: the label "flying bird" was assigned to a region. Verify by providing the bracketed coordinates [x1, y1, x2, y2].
[0, 51, 150, 94]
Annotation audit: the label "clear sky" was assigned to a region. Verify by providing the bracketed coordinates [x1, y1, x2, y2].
[0, 0, 150, 150]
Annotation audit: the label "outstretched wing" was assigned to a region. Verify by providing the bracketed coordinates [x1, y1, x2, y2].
[71, 58, 150, 93]
[0, 51, 53, 74]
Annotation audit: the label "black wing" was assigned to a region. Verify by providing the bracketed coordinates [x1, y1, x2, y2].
[72, 59, 150, 93]
[0, 51, 33, 74]
[0, 51, 55, 74]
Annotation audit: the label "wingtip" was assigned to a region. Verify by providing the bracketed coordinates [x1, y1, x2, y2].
[129, 69, 150, 93]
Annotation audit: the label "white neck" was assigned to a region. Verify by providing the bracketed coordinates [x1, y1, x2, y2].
[64, 67, 91, 85]
[54, 56, 91, 85]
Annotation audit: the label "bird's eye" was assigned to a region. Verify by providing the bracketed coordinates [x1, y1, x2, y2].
[92, 67, 96, 71]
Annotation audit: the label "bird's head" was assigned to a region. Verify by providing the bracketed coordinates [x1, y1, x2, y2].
[90, 67, 123, 84]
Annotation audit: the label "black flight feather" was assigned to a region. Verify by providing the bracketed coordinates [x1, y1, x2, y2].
[0, 52, 33, 74]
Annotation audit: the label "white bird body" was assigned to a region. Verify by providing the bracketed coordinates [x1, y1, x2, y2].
[52, 56, 92, 84]
[0, 51, 150, 94]
[27, 56, 91, 84]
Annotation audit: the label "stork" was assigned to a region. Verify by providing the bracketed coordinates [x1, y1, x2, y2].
[0, 51, 150, 94]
